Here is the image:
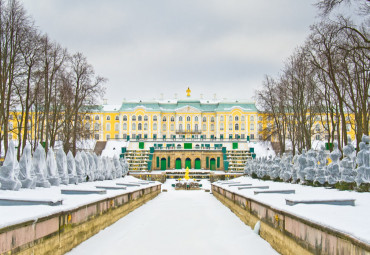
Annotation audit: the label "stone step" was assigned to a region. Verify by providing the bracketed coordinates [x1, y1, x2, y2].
[254, 189, 295, 195]
[286, 199, 355, 206]
[238, 186, 269, 190]
[61, 189, 107, 195]
[0, 197, 63, 206]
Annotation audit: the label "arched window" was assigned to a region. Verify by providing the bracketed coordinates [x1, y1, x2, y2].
[179, 124, 183, 131]
[211, 124, 214, 131]
[203, 124, 206, 131]
[132, 115, 136, 121]
[94, 123, 100, 130]
[195, 124, 198, 131]
[123, 123, 127, 130]
[162, 124, 166, 131]
[106, 115, 111, 120]
[163, 116, 166, 121]
[115, 115, 119, 120]
[95, 115, 100, 120]
[241, 123, 245, 130]
[171, 116, 175, 122]
[203, 117, 207, 122]
[123, 115, 127, 121]
[229, 116, 232, 122]
[220, 115, 224, 121]
[195, 116, 198, 122]
[258, 123, 262, 131]
[258, 116, 263, 121]
[250, 116, 254, 121]
[211, 117, 215, 122]
[187, 116, 191, 121]
[241, 116, 245, 121]
[138, 115, 142, 121]
[229, 123, 232, 130]
[235, 123, 239, 130]
[138, 123, 142, 130]
[153, 115, 157, 121]
[187, 124, 190, 131]
[85, 115, 90, 120]
[235, 116, 239, 121]
[85, 122, 90, 129]
[171, 124, 174, 131]
[144, 123, 148, 130]
[220, 123, 224, 130]
[132, 123, 136, 130]
[144, 115, 148, 121]
[250, 123, 254, 130]
[153, 123, 157, 130]
[179, 116, 183, 121]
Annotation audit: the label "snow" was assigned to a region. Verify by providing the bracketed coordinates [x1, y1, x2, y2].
[250, 141, 275, 158]
[66, 179, 277, 255]
[0, 176, 159, 229]
[101, 141, 128, 158]
[214, 176, 370, 244]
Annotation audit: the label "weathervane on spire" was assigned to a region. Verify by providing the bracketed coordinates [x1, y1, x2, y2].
[186, 87, 191, 97]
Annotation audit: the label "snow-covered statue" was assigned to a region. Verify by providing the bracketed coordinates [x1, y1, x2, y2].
[304, 150, 317, 181]
[0, 141, 22, 190]
[75, 151, 86, 183]
[102, 157, 111, 180]
[66, 151, 78, 184]
[121, 157, 129, 176]
[327, 142, 341, 185]
[292, 154, 299, 183]
[297, 149, 308, 182]
[32, 144, 51, 188]
[95, 155, 105, 181]
[314, 145, 328, 185]
[340, 144, 356, 183]
[56, 149, 69, 185]
[355, 141, 370, 185]
[81, 151, 90, 181]
[18, 142, 37, 189]
[46, 147, 60, 186]
[270, 157, 281, 179]
[282, 155, 293, 182]
[87, 153, 96, 181]
[108, 158, 115, 179]
[113, 155, 123, 178]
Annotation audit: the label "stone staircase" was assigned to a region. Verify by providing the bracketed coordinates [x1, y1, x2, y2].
[226, 150, 252, 172]
[125, 150, 150, 171]
[94, 141, 107, 156]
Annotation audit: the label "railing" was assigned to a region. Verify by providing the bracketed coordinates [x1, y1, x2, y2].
[107, 137, 256, 143]
[175, 129, 202, 134]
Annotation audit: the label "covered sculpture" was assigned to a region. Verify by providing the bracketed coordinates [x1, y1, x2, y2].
[18, 142, 37, 189]
[67, 151, 78, 184]
[46, 147, 60, 186]
[32, 143, 51, 188]
[0, 141, 22, 190]
[56, 149, 69, 185]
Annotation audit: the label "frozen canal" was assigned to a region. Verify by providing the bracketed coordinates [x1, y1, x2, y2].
[67, 180, 277, 255]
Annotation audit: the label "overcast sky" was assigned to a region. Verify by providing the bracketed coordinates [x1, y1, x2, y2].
[20, 0, 318, 104]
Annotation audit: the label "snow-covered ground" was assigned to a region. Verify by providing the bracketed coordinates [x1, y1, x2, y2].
[66, 179, 278, 255]
[0, 176, 158, 229]
[214, 176, 370, 244]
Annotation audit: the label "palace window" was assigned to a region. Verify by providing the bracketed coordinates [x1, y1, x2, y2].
[187, 124, 190, 131]
[203, 117, 207, 122]
[132, 115, 136, 121]
[195, 124, 198, 131]
[258, 116, 263, 121]
[115, 123, 119, 131]
[235, 116, 239, 121]
[229, 123, 232, 130]
[220, 115, 224, 121]
[106, 134, 110, 140]
[123, 123, 127, 130]
[144, 115, 148, 121]
[229, 116, 232, 122]
[171, 124, 174, 131]
[115, 115, 119, 120]
[106, 116, 111, 121]
[144, 123, 148, 130]
[235, 123, 239, 130]
[211, 124, 214, 131]
[138, 115, 142, 121]
[315, 124, 321, 132]
[85, 123, 90, 129]
[163, 116, 166, 122]
[153, 115, 157, 121]
[171, 116, 175, 122]
[138, 123, 142, 130]
[203, 124, 206, 131]
[316, 134, 321, 140]
[162, 124, 166, 131]
[85, 115, 90, 120]
[195, 116, 198, 122]
[132, 123, 136, 130]
[94, 123, 100, 131]
[258, 123, 262, 131]
[187, 116, 191, 121]
[153, 123, 157, 130]
[123, 115, 127, 121]
[250, 116, 254, 121]
[115, 134, 119, 139]
[95, 134, 99, 140]
[211, 117, 215, 122]
[95, 115, 100, 120]
[220, 123, 224, 130]
[250, 134, 254, 140]
[241, 123, 245, 130]
[241, 116, 245, 121]
[179, 124, 183, 131]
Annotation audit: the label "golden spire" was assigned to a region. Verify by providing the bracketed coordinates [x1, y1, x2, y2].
[186, 87, 191, 97]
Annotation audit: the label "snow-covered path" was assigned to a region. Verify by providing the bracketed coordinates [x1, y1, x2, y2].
[67, 180, 277, 255]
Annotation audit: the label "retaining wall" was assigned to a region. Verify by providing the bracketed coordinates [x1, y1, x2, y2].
[0, 184, 161, 255]
[212, 184, 370, 255]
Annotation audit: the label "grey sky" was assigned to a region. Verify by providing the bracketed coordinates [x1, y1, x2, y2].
[21, 0, 318, 104]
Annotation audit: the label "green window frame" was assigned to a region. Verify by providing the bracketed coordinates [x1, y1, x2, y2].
[156, 157, 159, 168]
[217, 157, 220, 168]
